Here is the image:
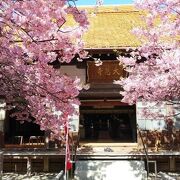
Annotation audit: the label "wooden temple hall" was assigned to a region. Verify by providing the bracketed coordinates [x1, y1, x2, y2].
[0, 5, 180, 178]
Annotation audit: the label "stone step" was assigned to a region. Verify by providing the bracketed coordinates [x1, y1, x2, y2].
[80, 142, 138, 147]
[74, 160, 147, 180]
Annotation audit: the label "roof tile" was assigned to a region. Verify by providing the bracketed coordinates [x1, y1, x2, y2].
[82, 5, 143, 48]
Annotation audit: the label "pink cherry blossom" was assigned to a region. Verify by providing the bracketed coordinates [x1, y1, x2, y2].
[0, 0, 88, 139]
[117, 0, 180, 118]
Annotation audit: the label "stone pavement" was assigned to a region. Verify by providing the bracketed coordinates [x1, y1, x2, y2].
[2, 172, 180, 180]
[149, 172, 180, 180]
[2, 173, 57, 180]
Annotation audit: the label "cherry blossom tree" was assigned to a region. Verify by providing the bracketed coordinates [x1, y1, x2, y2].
[116, 0, 180, 117]
[0, 0, 89, 139]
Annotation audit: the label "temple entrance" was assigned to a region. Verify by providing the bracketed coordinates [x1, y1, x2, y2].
[4, 110, 44, 147]
[80, 106, 137, 143]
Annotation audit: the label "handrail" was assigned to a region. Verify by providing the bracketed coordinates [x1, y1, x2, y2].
[71, 131, 80, 178]
[137, 125, 149, 178]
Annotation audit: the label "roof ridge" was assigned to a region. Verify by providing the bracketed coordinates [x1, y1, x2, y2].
[80, 5, 140, 14]
[77, 4, 134, 7]
[93, 10, 140, 14]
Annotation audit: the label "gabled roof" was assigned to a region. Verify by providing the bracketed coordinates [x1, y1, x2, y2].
[82, 5, 143, 49]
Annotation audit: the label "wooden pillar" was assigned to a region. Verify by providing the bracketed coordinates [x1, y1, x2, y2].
[27, 157, 32, 176]
[169, 157, 176, 172]
[0, 99, 6, 149]
[0, 129, 4, 149]
[0, 152, 3, 180]
[129, 113, 137, 143]
[43, 157, 49, 172]
[0, 106, 5, 148]
[45, 131, 50, 149]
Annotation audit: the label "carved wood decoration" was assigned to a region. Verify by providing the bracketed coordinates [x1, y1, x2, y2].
[87, 60, 126, 83]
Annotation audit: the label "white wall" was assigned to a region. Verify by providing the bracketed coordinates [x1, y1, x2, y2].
[136, 101, 167, 130]
[60, 65, 86, 84]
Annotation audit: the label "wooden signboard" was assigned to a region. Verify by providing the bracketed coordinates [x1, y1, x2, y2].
[87, 61, 126, 83]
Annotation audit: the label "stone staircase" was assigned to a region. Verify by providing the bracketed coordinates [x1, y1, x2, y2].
[74, 160, 147, 180]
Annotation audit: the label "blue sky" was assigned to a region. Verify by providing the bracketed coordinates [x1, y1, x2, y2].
[76, 0, 134, 6]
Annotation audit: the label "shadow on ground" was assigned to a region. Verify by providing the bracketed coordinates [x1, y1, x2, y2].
[2, 173, 57, 180]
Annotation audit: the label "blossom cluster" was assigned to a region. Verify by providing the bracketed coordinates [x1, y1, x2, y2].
[0, 0, 88, 139]
[118, 0, 180, 107]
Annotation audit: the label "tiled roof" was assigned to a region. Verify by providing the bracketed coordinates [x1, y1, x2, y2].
[81, 5, 144, 49]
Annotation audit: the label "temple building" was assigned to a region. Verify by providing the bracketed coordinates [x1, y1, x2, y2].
[0, 5, 180, 179]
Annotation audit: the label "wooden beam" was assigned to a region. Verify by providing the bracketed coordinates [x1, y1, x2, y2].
[81, 101, 128, 107]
